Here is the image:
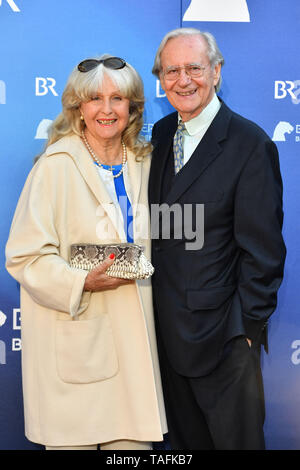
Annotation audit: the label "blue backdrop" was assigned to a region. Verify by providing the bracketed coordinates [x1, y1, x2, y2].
[0, 0, 299, 450]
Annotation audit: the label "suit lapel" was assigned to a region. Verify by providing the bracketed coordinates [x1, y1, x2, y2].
[150, 112, 178, 205]
[165, 130, 222, 207]
[163, 102, 232, 207]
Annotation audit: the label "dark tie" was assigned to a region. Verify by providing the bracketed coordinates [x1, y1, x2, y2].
[173, 120, 186, 174]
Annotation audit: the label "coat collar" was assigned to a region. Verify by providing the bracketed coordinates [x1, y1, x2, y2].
[45, 134, 143, 240]
[152, 100, 232, 207]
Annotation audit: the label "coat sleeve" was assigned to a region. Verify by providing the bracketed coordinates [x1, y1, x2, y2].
[5, 157, 90, 317]
[234, 138, 286, 342]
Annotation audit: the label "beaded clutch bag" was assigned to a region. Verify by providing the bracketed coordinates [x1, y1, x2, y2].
[70, 243, 154, 280]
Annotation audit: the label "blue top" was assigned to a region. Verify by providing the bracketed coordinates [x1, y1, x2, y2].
[95, 162, 133, 243]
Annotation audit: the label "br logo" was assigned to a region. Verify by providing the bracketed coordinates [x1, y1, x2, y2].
[183, 0, 250, 22]
[272, 122, 294, 142]
[0, 0, 20, 12]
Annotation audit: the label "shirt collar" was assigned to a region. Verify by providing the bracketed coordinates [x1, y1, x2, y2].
[178, 93, 221, 136]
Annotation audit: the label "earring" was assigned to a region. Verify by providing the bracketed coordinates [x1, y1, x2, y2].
[80, 115, 84, 121]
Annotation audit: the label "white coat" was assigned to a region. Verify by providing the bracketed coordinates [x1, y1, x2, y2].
[5, 134, 167, 446]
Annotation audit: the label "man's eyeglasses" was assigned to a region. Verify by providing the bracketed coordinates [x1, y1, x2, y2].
[162, 63, 206, 81]
[78, 57, 126, 73]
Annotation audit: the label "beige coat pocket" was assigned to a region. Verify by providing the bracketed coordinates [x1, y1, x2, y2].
[56, 315, 118, 384]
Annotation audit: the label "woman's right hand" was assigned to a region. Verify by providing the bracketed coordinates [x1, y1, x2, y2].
[83, 255, 134, 292]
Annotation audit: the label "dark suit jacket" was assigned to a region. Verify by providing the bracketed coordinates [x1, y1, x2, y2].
[148, 100, 286, 377]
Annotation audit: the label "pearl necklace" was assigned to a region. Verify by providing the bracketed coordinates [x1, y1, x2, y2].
[81, 130, 127, 179]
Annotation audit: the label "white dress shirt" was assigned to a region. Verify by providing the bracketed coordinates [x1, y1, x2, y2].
[179, 93, 221, 165]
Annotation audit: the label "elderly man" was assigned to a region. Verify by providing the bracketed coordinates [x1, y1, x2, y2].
[148, 28, 286, 450]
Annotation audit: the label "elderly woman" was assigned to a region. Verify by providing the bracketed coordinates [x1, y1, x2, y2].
[6, 55, 167, 450]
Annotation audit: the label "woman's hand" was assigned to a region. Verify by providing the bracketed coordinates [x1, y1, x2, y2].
[83, 255, 134, 292]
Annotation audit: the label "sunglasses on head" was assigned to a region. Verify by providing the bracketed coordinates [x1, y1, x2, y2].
[77, 57, 126, 72]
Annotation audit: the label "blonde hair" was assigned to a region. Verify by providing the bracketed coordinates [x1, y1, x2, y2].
[47, 54, 152, 160]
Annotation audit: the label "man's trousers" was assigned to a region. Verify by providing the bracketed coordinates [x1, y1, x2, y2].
[156, 331, 266, 450]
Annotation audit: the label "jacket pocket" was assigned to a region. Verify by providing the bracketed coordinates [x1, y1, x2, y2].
[187, 284, 236, 311]
[56, 314, 118, 384]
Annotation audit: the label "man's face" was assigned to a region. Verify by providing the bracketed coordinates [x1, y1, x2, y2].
[159, 35, 221, 122]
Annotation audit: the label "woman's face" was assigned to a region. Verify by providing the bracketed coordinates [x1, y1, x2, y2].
[80, 75, 130, 146]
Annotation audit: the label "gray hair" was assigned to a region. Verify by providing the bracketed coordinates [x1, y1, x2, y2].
[152, 28, 225, 91]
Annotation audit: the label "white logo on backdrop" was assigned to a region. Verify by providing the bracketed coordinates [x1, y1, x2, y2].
[141, 123, 154, 141]
[156, 80, 166, 98]
[292, 80, 300, 104]
[291, 340, 300, 365]
[35, 119, 53, 139]
[275, 81, 300, 104]
[0, 80, 6, 104]
[183, 0, 250, 22]
[35, 77, 58, 96]
[0, 311, 7, 327]
[12, 308, 21, 351]
[272, 122, 294, 142]
[0, 309, 20, 365]
[0, 0, 20, 12]
[0, 340, 5, 365]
